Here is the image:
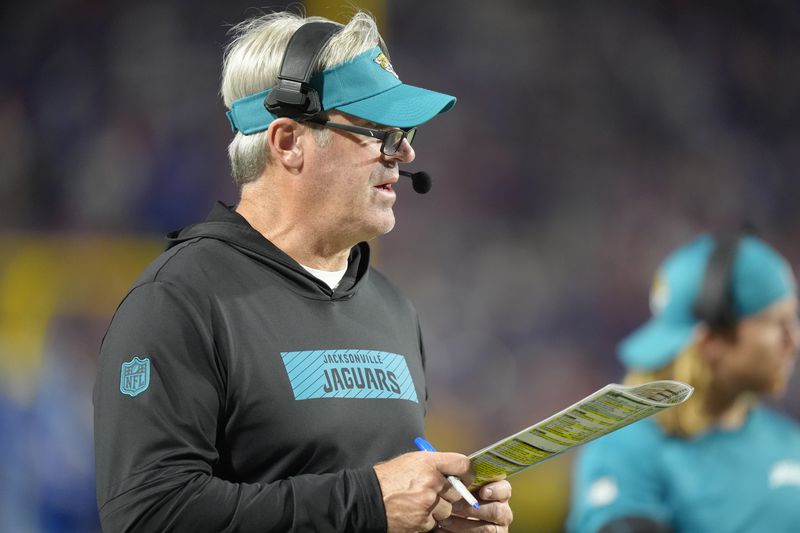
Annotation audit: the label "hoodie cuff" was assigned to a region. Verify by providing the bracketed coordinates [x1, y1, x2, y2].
[348, 466, 388, 532]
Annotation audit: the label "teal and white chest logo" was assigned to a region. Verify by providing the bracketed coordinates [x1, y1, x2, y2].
[280, 349, 418, 403]
[120, 356, 150, 397]
[770, 460, 800, 488]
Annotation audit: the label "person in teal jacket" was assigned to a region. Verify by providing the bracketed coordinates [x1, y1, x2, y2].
[568, 233, 800, 533]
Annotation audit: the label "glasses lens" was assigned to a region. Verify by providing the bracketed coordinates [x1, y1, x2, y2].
[405, 128, 417, 145]
[383, 130, 404, 155]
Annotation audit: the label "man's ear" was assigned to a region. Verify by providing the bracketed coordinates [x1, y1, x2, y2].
[267, 118, 305, 173]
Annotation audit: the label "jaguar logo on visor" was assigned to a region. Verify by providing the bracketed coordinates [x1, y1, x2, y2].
[373, 52, 399, 79]
[650, 273, 670, 316]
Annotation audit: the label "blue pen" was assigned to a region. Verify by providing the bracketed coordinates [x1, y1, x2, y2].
[414, 436, 480, 509]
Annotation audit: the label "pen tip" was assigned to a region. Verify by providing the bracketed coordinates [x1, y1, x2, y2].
[473, 503, 480, 509]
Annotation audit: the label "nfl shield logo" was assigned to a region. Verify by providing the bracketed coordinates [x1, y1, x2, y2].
[120, 356, 151, 397]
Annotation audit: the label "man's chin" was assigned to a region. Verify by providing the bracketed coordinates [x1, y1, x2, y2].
[367, 213, 396, 240]
[376, 217, 396, 236]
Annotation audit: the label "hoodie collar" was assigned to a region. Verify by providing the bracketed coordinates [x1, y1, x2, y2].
[166, 202, 370, 300]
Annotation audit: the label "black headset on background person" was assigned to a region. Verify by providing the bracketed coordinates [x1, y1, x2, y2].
[693, 226, 757, 328]
[263, 21, 433, 194]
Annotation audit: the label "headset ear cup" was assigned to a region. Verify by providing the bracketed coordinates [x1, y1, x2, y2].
[264, 88, 290, 116]
[264, 88, 323, 120]
[266, 22, 342, 119]
[265, 83, 309, 118]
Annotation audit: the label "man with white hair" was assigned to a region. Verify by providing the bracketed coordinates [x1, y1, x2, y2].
[94, 11, 513, 532]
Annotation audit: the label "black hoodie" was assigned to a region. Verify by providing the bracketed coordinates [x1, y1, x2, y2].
[94, 203, 428, 532]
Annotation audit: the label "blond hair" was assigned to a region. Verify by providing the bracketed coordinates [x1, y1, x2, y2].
[221, 11, 384, 187]
[623, 346, 715, 438]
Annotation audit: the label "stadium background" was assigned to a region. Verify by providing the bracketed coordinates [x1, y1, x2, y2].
[2, 0, 799, 530]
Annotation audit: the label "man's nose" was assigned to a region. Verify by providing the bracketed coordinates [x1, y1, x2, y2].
[385, 138, 415, 164]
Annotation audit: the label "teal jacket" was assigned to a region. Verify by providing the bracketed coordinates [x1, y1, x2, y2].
[568, 407, 800, 533]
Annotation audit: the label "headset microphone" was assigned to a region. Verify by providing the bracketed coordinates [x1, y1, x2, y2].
[399, 170, 432, 194]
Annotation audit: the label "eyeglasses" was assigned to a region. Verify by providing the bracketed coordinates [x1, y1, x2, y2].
[306, 119, 416, 156]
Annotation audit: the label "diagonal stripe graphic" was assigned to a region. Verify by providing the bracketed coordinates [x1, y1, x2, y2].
[279, 349, 418, 403]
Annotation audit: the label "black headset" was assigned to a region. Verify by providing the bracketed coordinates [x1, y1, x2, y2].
[692, 232, 741, 328]
[264, 21, 343, 120]
[692, 226, 760, 328]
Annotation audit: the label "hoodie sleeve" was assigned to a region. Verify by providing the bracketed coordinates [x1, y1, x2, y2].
[94, 280, 387, 533]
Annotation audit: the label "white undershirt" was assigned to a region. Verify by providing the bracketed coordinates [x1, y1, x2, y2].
[300, 264, 348, 290]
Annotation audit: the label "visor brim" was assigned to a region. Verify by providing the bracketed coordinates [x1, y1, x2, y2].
[618, 319, 697, 370]
[334, 83, 456, 128]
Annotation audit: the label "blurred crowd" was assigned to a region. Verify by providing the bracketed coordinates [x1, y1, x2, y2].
[2, 0, 799, 530]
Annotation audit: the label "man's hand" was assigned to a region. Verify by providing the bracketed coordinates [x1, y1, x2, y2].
[435, 480, 513, 532]
[374, 451, 472, 533]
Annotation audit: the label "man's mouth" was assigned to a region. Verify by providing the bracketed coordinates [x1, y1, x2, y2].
[375, 183, 393, 192]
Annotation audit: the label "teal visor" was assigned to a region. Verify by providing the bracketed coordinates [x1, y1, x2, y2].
[226, 46, 456, 134]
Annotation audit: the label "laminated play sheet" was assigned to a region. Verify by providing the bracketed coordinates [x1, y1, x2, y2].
[468, 380, 694, 489]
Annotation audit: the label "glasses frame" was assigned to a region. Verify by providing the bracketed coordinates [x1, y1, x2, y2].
[305, 119, 416, 156]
